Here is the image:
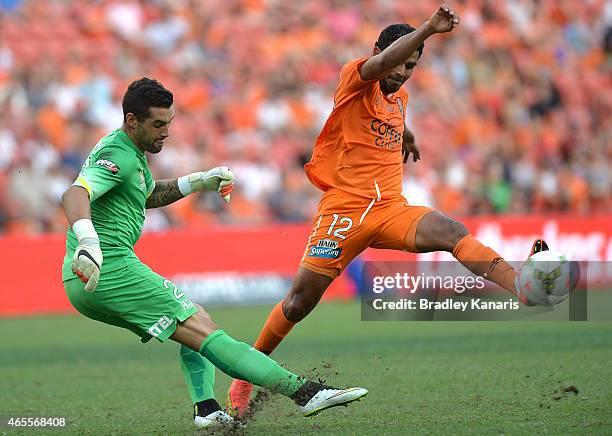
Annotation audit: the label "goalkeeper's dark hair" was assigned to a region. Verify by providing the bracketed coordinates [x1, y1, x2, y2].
[376, 24, 424, 59]
[122, 77, 173, 122]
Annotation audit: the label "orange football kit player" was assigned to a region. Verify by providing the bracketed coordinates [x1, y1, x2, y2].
[228, 4, 549, 414]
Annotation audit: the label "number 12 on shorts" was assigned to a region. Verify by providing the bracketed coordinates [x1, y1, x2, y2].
[327, 214, 353, 240]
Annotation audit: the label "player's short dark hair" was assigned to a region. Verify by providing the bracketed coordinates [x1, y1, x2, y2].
[122, 77, 173, 122]
[376, 24, 424, 59]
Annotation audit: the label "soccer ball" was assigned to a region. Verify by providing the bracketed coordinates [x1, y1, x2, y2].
[517, 250, 580, 306]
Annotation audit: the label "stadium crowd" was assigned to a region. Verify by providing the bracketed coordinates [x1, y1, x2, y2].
[0, 0, 610, 234]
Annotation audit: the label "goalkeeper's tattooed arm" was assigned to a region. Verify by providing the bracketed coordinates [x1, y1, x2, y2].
[145, 179, 183, 209]
[146, 167, 235, 209]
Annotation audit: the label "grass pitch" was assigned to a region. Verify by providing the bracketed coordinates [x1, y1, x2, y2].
[1, 302, 611, 435]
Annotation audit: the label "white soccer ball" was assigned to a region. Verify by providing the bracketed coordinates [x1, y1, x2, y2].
[517, 250, 579, 306]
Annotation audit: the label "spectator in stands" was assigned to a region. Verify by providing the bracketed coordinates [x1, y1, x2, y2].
[0, 0, 609, 234]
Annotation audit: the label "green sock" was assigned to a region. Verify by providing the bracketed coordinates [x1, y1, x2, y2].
[180, 345, 216, 404]
[199, 330, 306, 397]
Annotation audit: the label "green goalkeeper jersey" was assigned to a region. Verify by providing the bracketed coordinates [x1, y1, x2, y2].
[62, 129, 155, 281]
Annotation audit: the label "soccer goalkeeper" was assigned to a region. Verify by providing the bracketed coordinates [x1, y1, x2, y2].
[61, 78, 367, 429]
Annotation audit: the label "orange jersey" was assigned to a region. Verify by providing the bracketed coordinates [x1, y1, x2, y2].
[304, 57, 409, 199]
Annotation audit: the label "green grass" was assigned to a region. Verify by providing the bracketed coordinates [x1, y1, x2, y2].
[1, 303, 611, 435]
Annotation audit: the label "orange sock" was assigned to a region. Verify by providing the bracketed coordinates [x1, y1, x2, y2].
[253, 301, 295, 354]
[452, 234, 517, 295]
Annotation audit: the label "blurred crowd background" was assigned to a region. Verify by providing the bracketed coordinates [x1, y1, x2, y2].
[0, 0, 610, 234]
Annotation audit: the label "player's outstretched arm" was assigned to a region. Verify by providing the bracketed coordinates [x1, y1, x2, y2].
[360, 4, 460, 81]
[62, 186, 103, 292]
[146, 167, 235, 209]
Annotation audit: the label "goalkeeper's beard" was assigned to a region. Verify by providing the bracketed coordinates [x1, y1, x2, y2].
[148, 139, 164, 153]
[135, 129, 163, 154]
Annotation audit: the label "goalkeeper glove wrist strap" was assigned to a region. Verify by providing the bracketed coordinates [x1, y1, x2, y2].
[177, 173, 200, 196]
[72, 219, 99, 243]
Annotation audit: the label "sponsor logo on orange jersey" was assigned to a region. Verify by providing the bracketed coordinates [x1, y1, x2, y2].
[370, 119, 403, 150]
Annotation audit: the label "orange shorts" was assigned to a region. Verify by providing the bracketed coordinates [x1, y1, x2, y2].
[300, 189, 433, 279]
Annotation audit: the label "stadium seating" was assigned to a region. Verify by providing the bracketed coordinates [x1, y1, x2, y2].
[0, 0, 609, 234]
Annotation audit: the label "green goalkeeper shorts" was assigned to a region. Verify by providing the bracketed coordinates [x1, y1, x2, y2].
[64, 260, 198, 343]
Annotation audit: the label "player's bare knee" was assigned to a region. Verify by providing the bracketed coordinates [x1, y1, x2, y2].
[282, 267, 332, 322]
[283, 283, 317, 322]
[192, 304, 219, 333]
[172, 304, 219, 350]
[283, 289, 310, 322]
[444, 218, 468, 251]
